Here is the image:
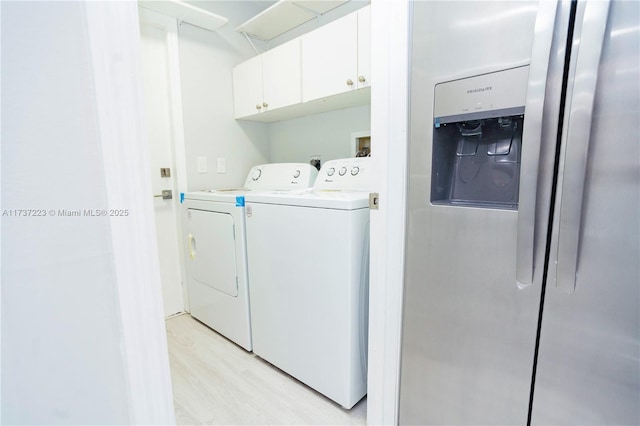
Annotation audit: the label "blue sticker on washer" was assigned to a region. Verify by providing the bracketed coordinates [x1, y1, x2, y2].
[180, 192, 184, 203]
[434, 117, 441, 128]
[236, 196, 245, 207]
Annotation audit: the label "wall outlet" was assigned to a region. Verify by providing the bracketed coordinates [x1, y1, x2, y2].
[310, 155, 321, 171]
[216, 157, 226, 174]
[197, 156, 207, 173]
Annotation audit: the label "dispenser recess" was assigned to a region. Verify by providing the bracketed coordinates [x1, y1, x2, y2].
[431, 66, 529, 210]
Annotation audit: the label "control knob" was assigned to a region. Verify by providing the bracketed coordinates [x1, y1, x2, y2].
[339, 167, 347, 176]
[351, 166, 360, 176]
[251, 168, 262, 181]
[326, 167, 335, 176]
[293, 170, 301, 178]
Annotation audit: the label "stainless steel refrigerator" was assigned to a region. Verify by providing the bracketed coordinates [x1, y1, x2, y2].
[399, 0, 639, 424]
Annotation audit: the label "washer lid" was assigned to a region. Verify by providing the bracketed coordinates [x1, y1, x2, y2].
[244, 190, 370, 210]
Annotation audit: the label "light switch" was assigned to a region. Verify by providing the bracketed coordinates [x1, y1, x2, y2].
[197, 156, 207, 173]
[216, 158, 226, 174]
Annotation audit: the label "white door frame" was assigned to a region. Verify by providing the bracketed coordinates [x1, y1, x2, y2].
[84, 2, 176, 422]
[138, 7, 191, 313]
[368, 1, 410, 425]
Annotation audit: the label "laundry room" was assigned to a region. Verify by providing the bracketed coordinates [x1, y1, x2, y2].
[138, 0, 377, 423]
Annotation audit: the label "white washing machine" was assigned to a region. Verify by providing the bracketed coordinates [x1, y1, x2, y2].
[244, 157, 372, 408]
[182, 163, 318, 351]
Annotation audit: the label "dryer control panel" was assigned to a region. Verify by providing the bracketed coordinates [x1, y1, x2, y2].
[243, 163, 318, 191]
[314, 157, 371, 192]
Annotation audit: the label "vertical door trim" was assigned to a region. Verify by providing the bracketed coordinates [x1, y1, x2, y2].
[368, 1, 410, 424]
[167, 21, 190, 312]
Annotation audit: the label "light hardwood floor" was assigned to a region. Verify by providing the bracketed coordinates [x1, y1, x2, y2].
[165, 314, 367, 425]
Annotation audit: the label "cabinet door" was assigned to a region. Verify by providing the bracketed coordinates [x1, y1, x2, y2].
[302, 12, 357, 102]
[232, 54, 263, 119]
[357, 5, 370, 89]
[263, 38, 301, 111]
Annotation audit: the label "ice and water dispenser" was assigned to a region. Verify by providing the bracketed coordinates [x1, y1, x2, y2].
[431, 66, 529, 209]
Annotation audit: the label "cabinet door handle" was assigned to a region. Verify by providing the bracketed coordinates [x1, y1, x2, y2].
[346, 79, 354, 86]
[358, 75, 366, 83]
[262, 102, 268, 108]
[256, 104, 262, 110]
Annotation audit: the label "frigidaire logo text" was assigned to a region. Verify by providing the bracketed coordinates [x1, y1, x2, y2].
[467, 86, 492, 94]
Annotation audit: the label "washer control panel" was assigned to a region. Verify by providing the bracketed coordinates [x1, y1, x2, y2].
[314, 157, 372, 191]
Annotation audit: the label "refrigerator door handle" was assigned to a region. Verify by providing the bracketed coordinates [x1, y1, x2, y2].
[516, 0, 559, 288]
[555, 0, 611, 293]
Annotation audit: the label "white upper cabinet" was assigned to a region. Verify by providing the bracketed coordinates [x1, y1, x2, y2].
[232, 5, 371, 122]
[302, 5, 370, 102]
[262, 39, 301, 112]
[233, 39, 301, 119]
[232, 54, 263, 119]
[301, 12, 358, 102]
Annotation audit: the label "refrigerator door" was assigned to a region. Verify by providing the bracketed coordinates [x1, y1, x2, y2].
[399, 1, 553, 424]
[531, 0, 640, 423]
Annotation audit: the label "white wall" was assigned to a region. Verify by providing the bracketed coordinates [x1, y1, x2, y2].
[269, 105, 371, 164]
[178, 2, 272, 191]
[1, 1, 174, 424]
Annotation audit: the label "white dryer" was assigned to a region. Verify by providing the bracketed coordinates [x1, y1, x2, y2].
[182, 163, 318, 351]
[244, 157, 372, 408]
